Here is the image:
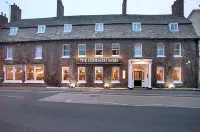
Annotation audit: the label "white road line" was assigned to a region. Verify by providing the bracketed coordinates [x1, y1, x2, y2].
[0, 90, 31, 92]
[66, 100, 71, 102]
[37, 91, 65, 93]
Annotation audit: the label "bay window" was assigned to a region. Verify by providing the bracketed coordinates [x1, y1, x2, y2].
[78, 67, 86, 83]
[112, 67, 119, 83]
[95, 67, 103, 83]
[62, 67, 70, 83]
[157, 67, 164, 83]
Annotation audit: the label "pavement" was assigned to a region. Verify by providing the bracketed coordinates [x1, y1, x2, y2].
[0, 87, 200, 132]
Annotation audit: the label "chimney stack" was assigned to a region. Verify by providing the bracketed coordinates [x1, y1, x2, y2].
[0, 12, 8, 27]
[57, 0, 64, 18]
[11, 3, 22, 22]
[122, 0, 127, 15]
[172, 0, 184, 17]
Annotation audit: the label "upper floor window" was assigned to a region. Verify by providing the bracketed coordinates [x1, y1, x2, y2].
[112, 43, 120, 56]
[169, 23, 178, 32]
[95, 44, 103, 56]
[9, 27, 18, 36]
[157, 43, 165, 57]
[174, 43, 181, 57]
[62, 44, 70, 58]
[134, 43, 142, 57]
[6, 46, 12, 60]
[38, 25, 46, 33]
[64, 24, 72, 33]
[78, 44, 86, 57]
[132, 22, 141, 32]
[95, 23, 104, 32]
[35, 45, 42, 59]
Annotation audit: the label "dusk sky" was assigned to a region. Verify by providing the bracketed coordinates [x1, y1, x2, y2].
[0, 0, 200, 22]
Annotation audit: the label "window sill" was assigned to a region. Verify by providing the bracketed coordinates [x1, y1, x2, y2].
[133, 30, 142, 32]
[111, 81, 120, 84]
[157, 81, 165, 84]
[24, 81, 45, 83]
[111, 55, 120, 57]
[173, 81, 182, 84]
[95, 55, 103, 57]
[61, 56, 70, 58]
[78, 56, 86, 58]
[157, 56, 166, 58]
[3, 81, 22, 83]
[37, 32, 45, 34]
[174, 56, 182, 58]
[61, 81, 70, 83]
[77, 81, 86, 83]
[5, 58, 13, 60]
[134, 56, 143, 58]
[34, 57, 42, 60]
[94, 81, 103, 84]
[95, 30, 104, 32]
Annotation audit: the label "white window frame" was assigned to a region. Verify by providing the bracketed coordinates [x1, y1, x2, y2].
[157, 43, 165, 57]
[78, 44, 86, 57]
[169, 23, 179, 32]
[77, 67, 86, 83]
[9, 27, 18, 36]
[3, 65, 23, 83]
[112, 43, 120, 56]
[132, 22, 142, 32]
[62, 67, 70, 83]
[37, 25, 46, 33]
[35, 45, 42, 59]
[94, 67, 103, 83]
[6, 46, 13, 60]
[62, 44, 70, 58]
[95, 23, 104, 32]
[157, 67, 165, 83]
[134, 43, 142, 57]
[95, 44, 103, 56]
[25, 64, 44, 83]
[173, 67, 182, 83]
[111, 67, 120, 83]
[174, 43, 182, 57]
[64, 24, 72, 33]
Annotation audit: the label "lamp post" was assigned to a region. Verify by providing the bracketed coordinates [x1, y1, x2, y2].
[5, 1, 11, 22]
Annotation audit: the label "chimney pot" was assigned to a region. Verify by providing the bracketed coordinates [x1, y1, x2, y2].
[122, 0, 127, 15]
[57, 0, 64, 18]
[4, 14, 6, 17]
[1, 12, 3, 16]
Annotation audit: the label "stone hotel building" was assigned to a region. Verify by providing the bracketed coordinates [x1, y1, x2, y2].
[0, 0, 199, 88]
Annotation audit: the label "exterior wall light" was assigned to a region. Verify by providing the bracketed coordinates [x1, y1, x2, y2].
[123, 70, 126, 79]
[169, 83, 175, 88]
[104, 83, 110, 88]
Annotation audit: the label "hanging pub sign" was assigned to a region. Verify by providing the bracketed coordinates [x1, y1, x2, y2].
[76, 57, 121, 64]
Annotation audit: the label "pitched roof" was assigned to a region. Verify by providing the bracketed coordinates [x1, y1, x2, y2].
[0, 14, 198, 42]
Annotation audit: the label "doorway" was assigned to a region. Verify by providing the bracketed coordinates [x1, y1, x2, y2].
[134, 71, 143, 86]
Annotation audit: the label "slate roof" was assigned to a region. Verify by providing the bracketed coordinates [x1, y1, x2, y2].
[0, 14, 198, 42]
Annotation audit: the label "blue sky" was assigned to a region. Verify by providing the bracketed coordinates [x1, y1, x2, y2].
[0, 0, 200, 21]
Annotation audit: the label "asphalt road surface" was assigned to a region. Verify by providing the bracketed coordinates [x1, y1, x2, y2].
[0, 89, 200, 132]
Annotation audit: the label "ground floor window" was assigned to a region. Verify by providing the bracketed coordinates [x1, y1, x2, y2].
[62, 67, 70, 83]
[4, 65, 22, 82]
[157, 67, 164, 83]
[25, 65, 44, 82]
[78, 67, 86, 83]
[173, 67, 181, 83]
[95, 67, 103, 83]
[112, 67, 119, 83]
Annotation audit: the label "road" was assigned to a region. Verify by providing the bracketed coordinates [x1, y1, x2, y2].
[0, 88, 200, 132]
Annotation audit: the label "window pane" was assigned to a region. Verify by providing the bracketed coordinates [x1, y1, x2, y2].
[96, 50, 102, 55]
[6, 67, 13, 80]
[112, 68, 119, 81]
[15, 66, 22, 80]
[112, 50, 119, 55]
[173, 69, 180, 81]
[157, 69, 164, 81]
[36, 66, 44, 80]
[79, 68, 86, 81]
[26, 66, 34, 80]
[64, 51, 70, 56]
[79, 50, 85, 56]
[63, 45, 70, 50]
[95, 67, 103, 81]
[63, 68, 70, 81]
[174, 44, 180, 49]
[112, 44, 120, 49]
[157, 49, 164, 56]
[96, 44, 102, 50]
[174, 50, 180, 56]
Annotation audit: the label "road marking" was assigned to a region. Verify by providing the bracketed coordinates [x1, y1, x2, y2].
[0, 90, 31, 92]
[66, 100, 71, 102]
[37, 91, 65, 93]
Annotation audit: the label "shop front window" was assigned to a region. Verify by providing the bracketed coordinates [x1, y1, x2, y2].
[95, 67, 103, 83]
[5, 66, 13, 80]
[173, 67, 181, 83]
[15, 66, 22, 80]
[4, 65, 22, 82]
[112, 67, 119, 82]
[26, 65, 34, 80]
[36, 65, 44, 80]
[157, 67, 164, 83]
[26, 65, 44, 82]
[78, 67, 86, 82]
[62, 67, 70, 82]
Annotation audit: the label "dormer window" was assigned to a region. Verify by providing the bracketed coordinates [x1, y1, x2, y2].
[9, 27, 18, 36]
[64, 24, 72, 33]
[132, 22, 141, 32]
[38, 25, 46, 33]
[95, 23, 104, 32]
[169, 23, 178, 32]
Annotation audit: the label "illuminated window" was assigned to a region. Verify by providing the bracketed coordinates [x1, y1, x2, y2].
[6, 47, 12, 60]
[173, 67, 181, 83]
[112, 67, 119, 82]
[26, 65, 34, 80]
[35, 45, 42, 59]
[4, 65, 22, 82]
[62, 44, 70, 57]
[134, 43, 142, 57]
[157, 43, 165, 57]
[95, 44, 103, 56]
[174, 43, 181, 57]
[62, 67, 70, 83]
[78, 44, 86, 57]
[95, 67, 103, 83]
[157, 67, 164, 83]
[36, 65, 44, 80]
[26, 65, 44, 82]
[112, 43, 120, 56]
[78, 67, 86, 82]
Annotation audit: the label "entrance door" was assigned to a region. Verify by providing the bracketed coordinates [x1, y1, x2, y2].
[134, 71, 142, 86]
